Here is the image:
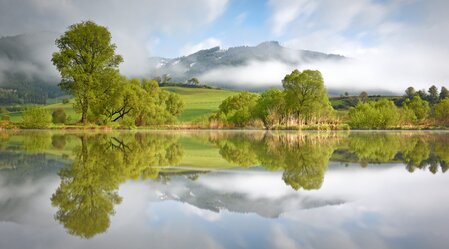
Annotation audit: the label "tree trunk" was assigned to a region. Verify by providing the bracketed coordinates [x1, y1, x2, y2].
[81, 97, 88, 125]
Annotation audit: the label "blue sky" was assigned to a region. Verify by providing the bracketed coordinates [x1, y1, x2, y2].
[0, 0, 448, 91]
[152, 0, 271, 57]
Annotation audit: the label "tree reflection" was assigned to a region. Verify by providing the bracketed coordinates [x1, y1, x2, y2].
[209, 132, 449, 190]
[210, 132, 339, 190]
[51, 132, 182, 238]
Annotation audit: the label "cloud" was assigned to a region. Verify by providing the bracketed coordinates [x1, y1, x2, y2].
[263, 0, 449, 93]
[199, 60, 293, 89]
[268, 0, 315, 36]
[0, 0, 229, 77]
[180, 38, 222, 56]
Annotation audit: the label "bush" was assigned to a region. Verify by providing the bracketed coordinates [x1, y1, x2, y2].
[434, 98, 449, 122]
[52, 108, 67, 124]
[62, 98, 70, 104]
[214, 92, 259, 127]
[0, 107, 8, 114]
[348, 99, 400, 129]
[22, 106, 52, 128]
[1, 115, 10, 122]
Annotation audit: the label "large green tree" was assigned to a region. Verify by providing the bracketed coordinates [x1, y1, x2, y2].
[282, 69, 332, 124]
[52, 21, 123, 124]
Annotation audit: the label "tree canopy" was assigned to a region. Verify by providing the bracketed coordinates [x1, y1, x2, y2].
[52, 21, 123, 124]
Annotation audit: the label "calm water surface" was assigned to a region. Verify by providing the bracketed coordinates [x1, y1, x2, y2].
[0, 131, 448, 249]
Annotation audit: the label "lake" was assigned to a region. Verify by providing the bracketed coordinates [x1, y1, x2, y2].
[0, 130, 448, 249]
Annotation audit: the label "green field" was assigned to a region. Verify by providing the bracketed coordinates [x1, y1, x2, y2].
[162, 87, 238, 122]
[0, 87, 239, 124]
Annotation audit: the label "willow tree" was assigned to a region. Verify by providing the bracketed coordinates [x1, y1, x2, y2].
[282, 69, 332, 124]
[52, 21, 123, 124]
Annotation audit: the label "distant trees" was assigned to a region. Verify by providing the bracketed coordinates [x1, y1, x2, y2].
[440, 87, 449, 100]
[405, 87, 416, 99]
[428, 85, 439, 105]
[187, 77, 200, 86]
[359, 91, 368, 103]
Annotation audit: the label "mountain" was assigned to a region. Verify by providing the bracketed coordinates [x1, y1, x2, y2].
[0, 32, 62, 104]
[148, 41, 345, 88]
[0, 32, 349, 98]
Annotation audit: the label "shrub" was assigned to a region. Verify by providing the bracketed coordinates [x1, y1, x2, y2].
[434, 98, 449, 122]
[62, 98, 70, 104]
[214, 92, 259, 127]
[52, 108, 67, 124]
[1, 115, 10, 122]
[0, 107, 8, 114]
[403, 95, 430, 122]
[348, 99, 400, 129]
[22, 106, 52, 128]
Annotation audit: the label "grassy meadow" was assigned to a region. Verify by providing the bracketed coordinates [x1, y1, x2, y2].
[0, 87, 239, 125]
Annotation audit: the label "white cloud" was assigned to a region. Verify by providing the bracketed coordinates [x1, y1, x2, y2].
[180, 38, 222, 56]
[265, 0, 449, 92]
[0, 0, 229, 77]
[199, 60, 294, 89]
[268, 0, 312, 36]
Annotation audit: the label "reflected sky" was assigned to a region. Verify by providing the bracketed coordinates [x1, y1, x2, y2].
[0, 131, 448, 249]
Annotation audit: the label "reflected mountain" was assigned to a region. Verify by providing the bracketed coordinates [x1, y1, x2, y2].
[151, 172, 345, 218]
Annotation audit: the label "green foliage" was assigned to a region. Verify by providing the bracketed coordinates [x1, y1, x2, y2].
[51, 133, 183, 238]
[359, 91, 368, 103]
[213, 92, 259, 127]
[255, 88, 286, 128]
[403, 95, 430, 121]
[187, 77, 200, 86]
[1, 115, 10, 121]
[52, 108, 67, 124]
[62, 98, 70, 104]
[434, 98, 449, 122]
[428, 85, 439, 105]
[282, 69, 332, 123]
[0, 107, 8, 114]
[88, 77, 184, 126]
[405, 87, 416, 99]
[52, 21, 123, 124]
[440, 87, 449, 100]
[348, 99, 400, 129]
[22, 106, 52, 128]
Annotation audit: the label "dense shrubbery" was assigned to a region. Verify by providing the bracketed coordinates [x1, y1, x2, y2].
[52, 108, 67, 124]
[348, 99, 400, 129]
[22, 106, 52, 128]
[211, 92, 259, 127]
[434, 98, 449, 122]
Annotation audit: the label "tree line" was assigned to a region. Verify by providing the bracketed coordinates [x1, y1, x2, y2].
[210, 69, 449, 129]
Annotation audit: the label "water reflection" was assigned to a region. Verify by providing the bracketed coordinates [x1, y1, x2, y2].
[0, 131, 448, 241]
[48, 133, 183, 238]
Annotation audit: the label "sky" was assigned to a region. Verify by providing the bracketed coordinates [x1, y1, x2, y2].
[0, 0, 448, 92]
